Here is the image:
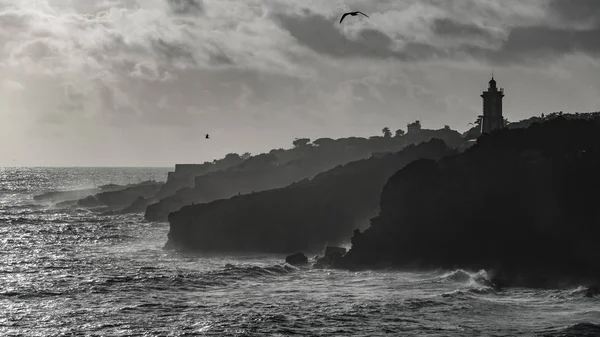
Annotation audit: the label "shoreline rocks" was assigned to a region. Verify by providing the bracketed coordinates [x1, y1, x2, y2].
[286, 252, 308, 266]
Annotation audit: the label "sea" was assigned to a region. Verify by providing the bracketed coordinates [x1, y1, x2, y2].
[1, 167, 599, 337]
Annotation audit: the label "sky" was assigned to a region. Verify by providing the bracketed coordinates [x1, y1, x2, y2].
[0, 0, 599, 166]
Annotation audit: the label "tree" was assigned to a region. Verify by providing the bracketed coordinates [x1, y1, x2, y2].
[313, 138, 335, 147]
[382, 127, 392, 138]
[444, 125, 450, 130]
[239, 153, 277, 169]
[395, 129, 405, 137]
[241, 152, 251, 160]
[293, 138, 311, 148]
[224, 153, 241, 160]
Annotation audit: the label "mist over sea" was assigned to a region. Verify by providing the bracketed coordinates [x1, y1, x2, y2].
[1, 167, 599, 336]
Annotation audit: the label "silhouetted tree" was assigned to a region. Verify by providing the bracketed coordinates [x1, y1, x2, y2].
[293, 138, 311, 148]
[382, 127, 392, 138]
[241, 152, 251, 160]
[444, 125, 450, 130]
[475, 115, 483, 127]
[394, 129, 405, 137]
[237, 153, 277, 169]
[313, 138, 335, 147]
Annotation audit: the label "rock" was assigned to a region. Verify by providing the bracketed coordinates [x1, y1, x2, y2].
[324, 246, 346, 257]
[77, 181, 163, 209]
[586, 286, 599, 298]
[314, 246, 347, 269]
[286, 252, 308, 266]
[118, 196, 150, 214]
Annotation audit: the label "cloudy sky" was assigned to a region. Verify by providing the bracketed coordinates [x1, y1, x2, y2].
[0, 0, 599, 166]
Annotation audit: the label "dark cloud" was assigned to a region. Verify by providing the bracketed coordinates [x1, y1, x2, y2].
[276, 10, 600, 66]
[167, 0, 204, 15]
[549, 0, 600, 24]
[502, 25, 600, 56]
[150, 38, 198, 66]
[431, 18, 494, 41]
[274, 11, 415, 61]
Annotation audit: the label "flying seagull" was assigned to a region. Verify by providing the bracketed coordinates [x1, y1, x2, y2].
[205, 134, 210, 139]
[340, 11, 369, 23]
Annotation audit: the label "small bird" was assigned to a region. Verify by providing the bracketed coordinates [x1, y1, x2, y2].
[340, 11, 369, 23]
[205, 134, 210, 139]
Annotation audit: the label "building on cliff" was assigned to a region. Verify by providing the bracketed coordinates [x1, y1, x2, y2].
[407, 120, 422, 134]
[481, 77, 505, 133]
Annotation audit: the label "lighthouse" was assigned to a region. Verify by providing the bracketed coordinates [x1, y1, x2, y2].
[480, 77, 505, 133]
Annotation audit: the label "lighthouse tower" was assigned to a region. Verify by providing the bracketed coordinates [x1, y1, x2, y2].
[480, 77, 505, 133]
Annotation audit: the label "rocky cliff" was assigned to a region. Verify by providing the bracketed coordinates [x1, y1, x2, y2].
[77, 180, 163, 209]
[146, 128, 464, 221]
[341, 116, 600, 289]
[166, 139, 456, 253]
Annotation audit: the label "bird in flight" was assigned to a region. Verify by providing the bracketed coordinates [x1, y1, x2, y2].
[205, 134, 210, 139]
[340, 11, 369, 23]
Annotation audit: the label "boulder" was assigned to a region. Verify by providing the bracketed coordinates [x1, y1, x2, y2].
[324, 246, 346, 257]
[286, 252, 308, 266]
[314, 246, 347, 269]
[586, 286, 599, 298]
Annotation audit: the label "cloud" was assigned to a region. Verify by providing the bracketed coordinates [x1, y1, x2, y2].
[275, 2, 600, 65]
[549, 0, 600, 25]
[0, 0, 598, 165]
[1, 79, 24, 91]
[167, 0, 204, 15]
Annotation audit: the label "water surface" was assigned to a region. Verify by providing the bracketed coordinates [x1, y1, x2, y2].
[1, 167, 599, 336]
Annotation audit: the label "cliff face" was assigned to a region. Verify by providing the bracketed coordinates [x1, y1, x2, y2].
[342, 117, 600, 288]
[146, 129, 465, 221]
[166, 139, 456, 254]
[152, 159, 244, 202]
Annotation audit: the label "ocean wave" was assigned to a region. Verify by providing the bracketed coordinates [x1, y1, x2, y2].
[403, 298, 449, 310]
[433, 269, 501, 298]
[440, 287, 497, 299]
[436, 269, 499, 289]
[209, 263, 298, 280]
[82, 264, 298, 295]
